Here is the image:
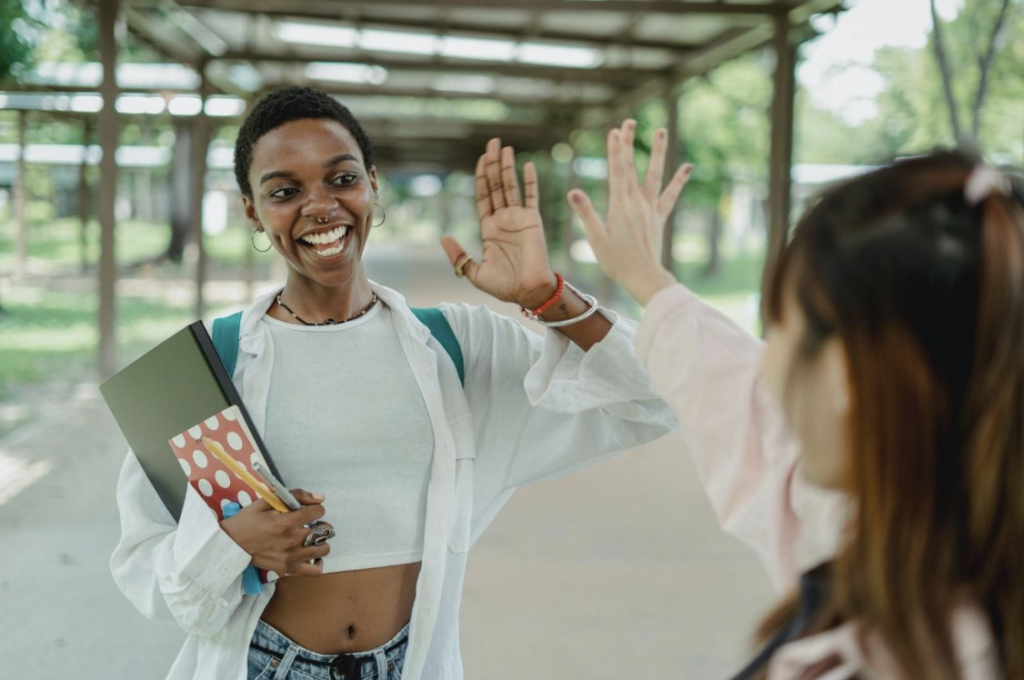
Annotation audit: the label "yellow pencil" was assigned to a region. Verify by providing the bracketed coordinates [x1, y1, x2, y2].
[201, 437, 290, 513]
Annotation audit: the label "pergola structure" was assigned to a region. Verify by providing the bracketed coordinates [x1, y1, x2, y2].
[5, 0, 848, 377]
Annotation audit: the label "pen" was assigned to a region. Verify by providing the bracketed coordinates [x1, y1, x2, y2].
[252, 461, 302, 512]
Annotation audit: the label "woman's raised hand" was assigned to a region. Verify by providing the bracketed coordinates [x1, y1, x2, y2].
[568, 119, 693, 306]
[441, 138, 559, 311]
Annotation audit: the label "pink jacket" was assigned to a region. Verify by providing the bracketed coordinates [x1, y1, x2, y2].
[634, 284, 1001, 680]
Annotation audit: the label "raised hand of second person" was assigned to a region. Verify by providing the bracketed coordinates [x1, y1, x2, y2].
[440, 138, 559, 311]
[568, 119, 693, 306]
[219, 489, 332, 577]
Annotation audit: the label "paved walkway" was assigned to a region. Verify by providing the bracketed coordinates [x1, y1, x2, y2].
[0, 248, 774, 679]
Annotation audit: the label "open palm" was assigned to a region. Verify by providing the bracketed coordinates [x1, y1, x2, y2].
[441, 139, 556, 307]
[568, 119, 692, 305]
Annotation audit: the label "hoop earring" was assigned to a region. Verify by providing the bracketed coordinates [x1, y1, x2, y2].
[372, 203, 387, 228]
[251, 228, 272, 253]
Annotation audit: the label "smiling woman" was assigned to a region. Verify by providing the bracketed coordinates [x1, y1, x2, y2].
[108, 86, 680, 680]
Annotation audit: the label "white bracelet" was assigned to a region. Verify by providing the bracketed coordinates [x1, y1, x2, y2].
[530, 280, 602, 328]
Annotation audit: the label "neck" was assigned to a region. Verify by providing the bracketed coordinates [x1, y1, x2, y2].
[279, 269, 374, 324]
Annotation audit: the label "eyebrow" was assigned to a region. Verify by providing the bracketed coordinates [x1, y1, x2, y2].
[259, 154, 360, 186]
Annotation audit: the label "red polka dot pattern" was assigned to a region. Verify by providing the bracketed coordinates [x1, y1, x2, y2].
[169, 405, 278, 584]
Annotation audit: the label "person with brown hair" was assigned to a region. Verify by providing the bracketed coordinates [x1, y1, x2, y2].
[570, 119, 1022, 679]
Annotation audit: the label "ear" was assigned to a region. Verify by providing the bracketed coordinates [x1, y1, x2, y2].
[368, 166, 379, 197]
[241, 194, 261, 230]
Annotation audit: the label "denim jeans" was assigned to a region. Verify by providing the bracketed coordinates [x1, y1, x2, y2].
[247, 619, 409, 680]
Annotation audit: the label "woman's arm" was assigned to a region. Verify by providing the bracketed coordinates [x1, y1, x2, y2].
[570, 119, 846, 588]
[110, 450, 253, 635]
[637, 284, 845, 588]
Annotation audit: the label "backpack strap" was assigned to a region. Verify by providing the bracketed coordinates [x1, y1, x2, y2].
[211, 311, 243, 377]
[212, 307, 464, 387]
[411, 307, 465, 387]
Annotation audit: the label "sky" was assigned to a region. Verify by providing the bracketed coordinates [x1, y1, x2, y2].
[799, 0, 964, 124]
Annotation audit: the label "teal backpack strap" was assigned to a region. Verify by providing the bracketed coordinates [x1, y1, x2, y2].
[411, 307, 465, 387]
[211, 311, 243, 377]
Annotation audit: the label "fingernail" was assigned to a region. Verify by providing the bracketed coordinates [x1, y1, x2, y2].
[313, 493, 325, 501]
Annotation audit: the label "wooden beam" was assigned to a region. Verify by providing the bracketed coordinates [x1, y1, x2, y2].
[264, 80, 619, 108]
[14, 111, 28, 279]
[129, 0, 763, 54]
[760, 12, 797, 324]
[79, 117, 93, 274]
[219, 50, 652, 86]
[98, 0, 120, 379]
[661, 88, 679, 271]
[129, 0, 799, 16]
[192, 64, 211, 320]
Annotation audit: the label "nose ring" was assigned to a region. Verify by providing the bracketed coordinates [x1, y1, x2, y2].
[316, 215, 328, 224]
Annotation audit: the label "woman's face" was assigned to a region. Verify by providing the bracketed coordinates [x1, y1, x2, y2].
[242, 118, 378, 288]
[761, 284, 852, 490]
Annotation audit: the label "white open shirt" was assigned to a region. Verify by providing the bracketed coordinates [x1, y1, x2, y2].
[110, 282, 677, 680]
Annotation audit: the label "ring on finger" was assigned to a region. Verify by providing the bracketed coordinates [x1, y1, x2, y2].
[454, 254, 472, 278]
[303, 522, 336, 547]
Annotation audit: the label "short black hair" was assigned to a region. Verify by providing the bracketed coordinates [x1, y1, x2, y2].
[233, 86, 375, 198]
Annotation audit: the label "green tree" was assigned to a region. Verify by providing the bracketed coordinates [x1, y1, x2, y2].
[930, 0, 1019, 149]
[677, 54, 772, 276]
[0, 3, 37, 83]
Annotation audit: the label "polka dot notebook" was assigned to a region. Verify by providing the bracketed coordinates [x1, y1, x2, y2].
[168, 405, 280, 584]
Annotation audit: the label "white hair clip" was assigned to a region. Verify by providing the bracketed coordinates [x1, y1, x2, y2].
[964, 164, 1011, 206]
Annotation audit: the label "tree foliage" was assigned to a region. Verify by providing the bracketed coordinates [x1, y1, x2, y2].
[797, 0, 1023, 164]
[0, 2, 38, 83]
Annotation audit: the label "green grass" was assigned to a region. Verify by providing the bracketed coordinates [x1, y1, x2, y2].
[0, 287, 194, 395]
[0, 217, 267, 274]
[0, 216, 262, 404]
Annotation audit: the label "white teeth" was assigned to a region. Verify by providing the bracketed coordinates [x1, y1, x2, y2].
[301, 226, 349, 246]
[314, 243, 344, 257]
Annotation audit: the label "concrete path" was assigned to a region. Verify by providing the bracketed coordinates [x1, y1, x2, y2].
[0, 248, 774, 679]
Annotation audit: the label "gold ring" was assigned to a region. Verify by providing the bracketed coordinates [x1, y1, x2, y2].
[454, 254, 471, 278]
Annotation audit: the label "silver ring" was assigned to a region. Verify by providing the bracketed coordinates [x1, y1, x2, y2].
[303, 521, 336, 547]
[317, 215, 328, 224]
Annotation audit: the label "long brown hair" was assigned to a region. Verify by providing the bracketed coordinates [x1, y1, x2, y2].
[760, 151, 1024, 679]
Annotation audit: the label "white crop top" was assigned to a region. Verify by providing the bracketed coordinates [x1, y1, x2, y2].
[263, 301, 434, 573]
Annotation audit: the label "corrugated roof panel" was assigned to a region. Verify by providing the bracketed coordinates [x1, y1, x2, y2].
[538, 11, 629, 37]
[438, 8, 533, 29]
[191, 9, 250, 49]
[634, 14, 735, 44]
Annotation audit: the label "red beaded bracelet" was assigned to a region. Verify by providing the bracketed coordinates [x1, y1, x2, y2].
[521, 273, 565, 321]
